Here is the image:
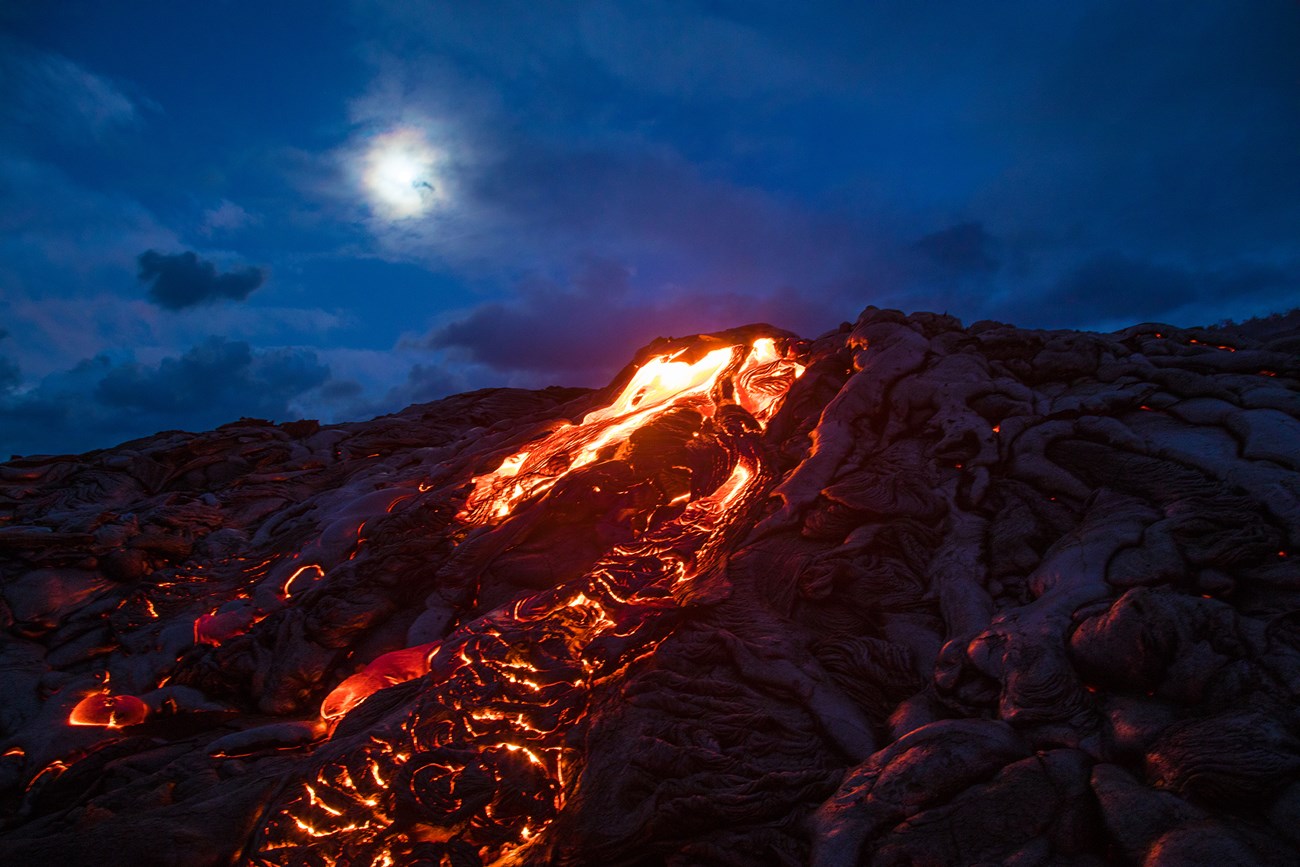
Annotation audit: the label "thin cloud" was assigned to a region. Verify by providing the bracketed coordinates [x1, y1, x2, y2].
[200, 199, 260, 236]
[0, 355, 19, 394]
[0, 37, 140, 139]
[914, 222, 1000, 276]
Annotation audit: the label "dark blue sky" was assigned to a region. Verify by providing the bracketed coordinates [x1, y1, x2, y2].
[2, 1, 1298, 457]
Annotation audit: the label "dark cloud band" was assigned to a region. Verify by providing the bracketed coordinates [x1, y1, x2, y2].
[137, 249, 264, 310]
[0, 337, 328, 458]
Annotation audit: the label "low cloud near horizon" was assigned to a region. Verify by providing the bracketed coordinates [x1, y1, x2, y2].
[0, 337, 328, 458]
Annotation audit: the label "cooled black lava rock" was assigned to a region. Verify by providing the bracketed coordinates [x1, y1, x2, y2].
[1, 309, 1298, 866]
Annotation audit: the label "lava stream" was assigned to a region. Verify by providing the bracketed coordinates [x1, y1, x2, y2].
[250, 336, 803, 867]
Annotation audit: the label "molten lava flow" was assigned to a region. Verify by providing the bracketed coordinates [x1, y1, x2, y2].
[315, 337, 801, 726]
[194, 599, 265, 645]
[68, 692, 150, 728]
[320, 643, 439, 722]
[461, 337, 798, 523]
[253, 335, 803, 867]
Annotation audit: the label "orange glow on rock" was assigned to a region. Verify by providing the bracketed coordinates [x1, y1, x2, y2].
[69, 692, 149, 728]
[193, 603, 262, 646]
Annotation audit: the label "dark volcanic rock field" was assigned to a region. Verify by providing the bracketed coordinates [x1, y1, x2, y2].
[2, 307, 1299, 866]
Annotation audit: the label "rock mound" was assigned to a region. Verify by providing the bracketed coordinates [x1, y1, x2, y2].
[1, 308, 1298, 866]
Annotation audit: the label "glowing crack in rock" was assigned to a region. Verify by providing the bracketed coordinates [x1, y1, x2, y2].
[250, 336, 804, 866]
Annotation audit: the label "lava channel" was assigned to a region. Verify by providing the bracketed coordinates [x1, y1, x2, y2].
[248, 335, 804, 867]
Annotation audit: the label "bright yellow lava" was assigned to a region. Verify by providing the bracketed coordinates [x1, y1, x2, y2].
[461, 337, 802, 523]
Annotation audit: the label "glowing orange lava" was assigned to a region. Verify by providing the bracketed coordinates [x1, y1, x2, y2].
[258, 334, 805, 866]
[462, 337, 802, 523]
[69, 692, 149, 728]
[320, 643, 439, 721]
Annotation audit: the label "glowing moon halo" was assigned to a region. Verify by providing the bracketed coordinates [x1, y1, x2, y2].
[360, 128, 442, 219]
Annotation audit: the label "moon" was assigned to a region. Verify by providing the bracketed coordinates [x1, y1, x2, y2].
[361, 128, 443, 219]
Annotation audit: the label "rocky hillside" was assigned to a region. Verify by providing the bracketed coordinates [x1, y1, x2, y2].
[2, 307, 1299, 866]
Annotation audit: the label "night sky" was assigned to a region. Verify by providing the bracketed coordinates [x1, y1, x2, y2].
[2, 1, 1298, 458]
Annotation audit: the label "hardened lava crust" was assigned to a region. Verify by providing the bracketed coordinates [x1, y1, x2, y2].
[1, 307, 1299, 866]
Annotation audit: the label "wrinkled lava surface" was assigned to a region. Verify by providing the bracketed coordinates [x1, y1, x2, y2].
[2, 308, 1299, 866]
